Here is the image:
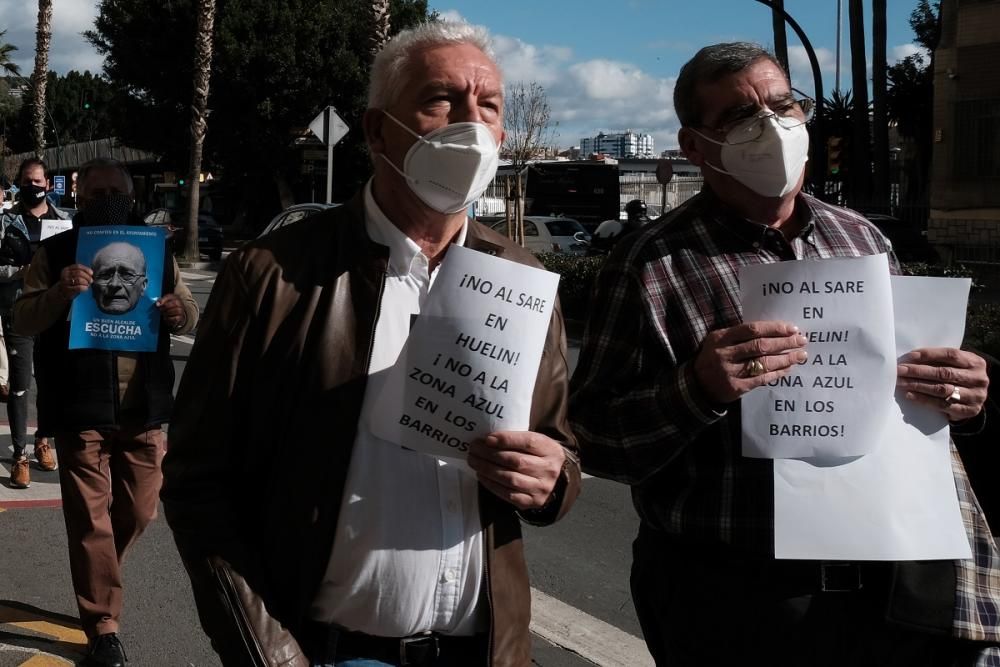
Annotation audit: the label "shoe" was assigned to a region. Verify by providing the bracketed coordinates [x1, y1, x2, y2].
[10, 456, 30, 488]
[83, 633, 127, 666]
[33, 438, 57, 471]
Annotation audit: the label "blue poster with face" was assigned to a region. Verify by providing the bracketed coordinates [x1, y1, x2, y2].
[68, 225, 167, 352]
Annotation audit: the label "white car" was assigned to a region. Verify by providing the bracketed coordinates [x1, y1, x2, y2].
[487, 216, 590, 255]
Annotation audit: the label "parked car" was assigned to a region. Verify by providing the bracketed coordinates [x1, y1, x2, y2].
[258, 202, 340, 238]
[143, 208, 224, 260]
[486, 216, 590, 255]
[862, 212, 939, 263]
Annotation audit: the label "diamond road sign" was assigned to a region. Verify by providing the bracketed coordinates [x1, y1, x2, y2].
[309, 106, 349, 147]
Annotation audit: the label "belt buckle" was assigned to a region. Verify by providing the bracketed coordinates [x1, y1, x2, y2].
[399, 633, 438, 666]
[820, 562, 862, 593]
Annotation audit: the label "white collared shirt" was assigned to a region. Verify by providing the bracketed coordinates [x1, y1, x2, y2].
[309, 181, 485, 637]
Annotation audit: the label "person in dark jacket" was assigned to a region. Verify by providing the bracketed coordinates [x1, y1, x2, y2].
[0, 158, 72, 487]
[13, 157, 199, 667]
[160, 21, 580, 667]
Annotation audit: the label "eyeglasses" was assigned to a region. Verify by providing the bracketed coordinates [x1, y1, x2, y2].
[700, 89, 815, 145]
[94, 268, 144, 286]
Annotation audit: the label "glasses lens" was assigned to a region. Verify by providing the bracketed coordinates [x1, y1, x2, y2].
[725, 116, 765, 145]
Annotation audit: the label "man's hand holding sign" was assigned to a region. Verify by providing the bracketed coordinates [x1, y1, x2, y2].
[897, 347, 988, 422]
[694, 320, 808, 404]
[372, 244, 567, 510]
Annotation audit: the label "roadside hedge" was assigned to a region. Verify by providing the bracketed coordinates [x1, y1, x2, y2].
[538, 254, 1000, 358]
[536, 253, 605, 321]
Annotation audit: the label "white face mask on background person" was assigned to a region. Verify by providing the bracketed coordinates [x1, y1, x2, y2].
[378, 110, 500, 214]
[692, 112, 810, 198]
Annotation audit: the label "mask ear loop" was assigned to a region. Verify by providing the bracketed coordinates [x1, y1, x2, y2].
[687, 127, 734, 177]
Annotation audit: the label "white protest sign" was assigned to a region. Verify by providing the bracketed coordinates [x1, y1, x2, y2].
[40, 219, 73, 240]
[739, 254, 896, 458]
[371, 244, 560, 462]
[773, 276, 972, 560]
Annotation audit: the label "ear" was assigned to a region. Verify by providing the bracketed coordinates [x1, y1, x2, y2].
[363, 108, 386, 154]
[678, 127, 705, 167]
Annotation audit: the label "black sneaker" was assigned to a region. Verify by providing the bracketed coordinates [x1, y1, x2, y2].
[82, 633, 127, 666]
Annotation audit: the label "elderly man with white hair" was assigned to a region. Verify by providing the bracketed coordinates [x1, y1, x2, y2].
[161, 21, 580, 667]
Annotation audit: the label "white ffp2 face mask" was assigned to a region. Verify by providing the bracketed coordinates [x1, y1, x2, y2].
[693, 114, 810, 198]
[379, 111, 500, 214]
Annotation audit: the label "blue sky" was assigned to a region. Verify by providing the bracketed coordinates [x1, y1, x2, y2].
[1, 0, 929, 151]
[433, 0, 927, 149]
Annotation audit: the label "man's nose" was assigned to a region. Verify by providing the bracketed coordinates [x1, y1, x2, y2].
[450, 93, 482, 124]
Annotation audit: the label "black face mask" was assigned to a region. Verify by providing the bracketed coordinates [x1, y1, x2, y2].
[76, 193, 137, 226]
[18, 183, 47, 207]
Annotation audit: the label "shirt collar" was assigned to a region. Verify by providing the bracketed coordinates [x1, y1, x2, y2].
[701, 185, 815, 247]
[363, 179, 468, 276]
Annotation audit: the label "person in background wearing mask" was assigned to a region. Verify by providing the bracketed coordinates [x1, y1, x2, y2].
[570, 42, 995, 665]
[0, 158, 71, 488]
[13, 157, 199, 667]
[160, 21, 579, 667]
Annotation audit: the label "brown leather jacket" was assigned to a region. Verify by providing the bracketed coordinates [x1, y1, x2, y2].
[161, 195, 580, 667]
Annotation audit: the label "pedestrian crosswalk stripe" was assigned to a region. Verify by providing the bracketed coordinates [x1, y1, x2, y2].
[0, 602, 87, 664]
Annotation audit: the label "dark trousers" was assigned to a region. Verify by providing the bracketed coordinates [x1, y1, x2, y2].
[55, 427, 165, 637]
[631, 525, 994, 667]
[3, 317, 33, 458]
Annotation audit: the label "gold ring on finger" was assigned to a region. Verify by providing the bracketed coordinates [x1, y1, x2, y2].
[946, 386, 961, 405]
[743, 358, 766, 378]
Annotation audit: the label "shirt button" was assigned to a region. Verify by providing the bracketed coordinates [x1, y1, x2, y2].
[752, 242, 761, 249]
[444, 569, 457, 582]
[446, 501, 458, 513]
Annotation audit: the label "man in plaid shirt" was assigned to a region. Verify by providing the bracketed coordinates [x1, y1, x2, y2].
[570, 42, 998, 666]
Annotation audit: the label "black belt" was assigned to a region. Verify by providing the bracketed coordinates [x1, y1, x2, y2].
[637, 525, 889, 595]
[302, 621, 485, 666]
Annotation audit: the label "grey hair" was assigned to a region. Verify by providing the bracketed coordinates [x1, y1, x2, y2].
[78, 157, 135, 196]
[673, 42, 784, 127]
[368, 21, 500, 109]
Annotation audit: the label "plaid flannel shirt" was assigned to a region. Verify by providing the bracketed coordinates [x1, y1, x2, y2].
[570, 188, 1000, 646]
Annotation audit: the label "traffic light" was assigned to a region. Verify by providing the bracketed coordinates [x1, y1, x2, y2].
[81, 92, 92, 110]
[826, 136, 843, 177]
[178, 177, 186, 186]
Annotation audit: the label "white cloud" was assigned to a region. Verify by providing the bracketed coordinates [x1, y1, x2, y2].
[4, 0, 104, 77]
[787, 45, 836, 96]
[437, 9, 466, 23]
[550, 58, 677, 149]
[493, 35, 571, 87]
[892, 43, 929, 63]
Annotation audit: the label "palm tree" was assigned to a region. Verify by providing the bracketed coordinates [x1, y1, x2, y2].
[871, 0, 890, 212]
[0, 30, 21, 78]
[31, 0, 53, 158]
[371, 0, 391, 57]
[183, 0, 217, 262]
[848, 0, 871, 206]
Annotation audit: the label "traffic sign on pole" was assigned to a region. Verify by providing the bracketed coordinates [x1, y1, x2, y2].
[308, 106, 349, 203]
[309, 106, 349, 146]
[53, 175, 66, 195]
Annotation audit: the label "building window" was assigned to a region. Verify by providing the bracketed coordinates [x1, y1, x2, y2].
[954, 99, 1000, 180]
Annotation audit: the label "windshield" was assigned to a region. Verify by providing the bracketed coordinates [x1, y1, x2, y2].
[544, 219, 585, 237]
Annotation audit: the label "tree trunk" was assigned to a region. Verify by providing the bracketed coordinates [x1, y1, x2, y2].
[848, 0, 872, 207]
[184, 0, 217, 263]
[872, 0, 890, 213]
[31, 0, 53, 159]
